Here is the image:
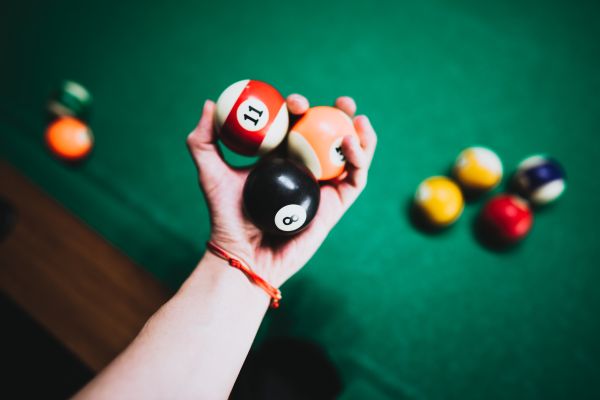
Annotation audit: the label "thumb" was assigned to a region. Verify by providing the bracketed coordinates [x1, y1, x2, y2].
[186, 100, 229, 182]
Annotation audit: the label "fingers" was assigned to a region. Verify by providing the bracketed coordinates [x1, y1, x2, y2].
[340, 135, 368, 193]
[287, 94, 356, 118]
[353, 115, 377, 167]
[187, 100, 217, 150]
[341, 135, 366, 170]
[335, 96, 357, 117]
[186, 100, 229, 181]
[298, 186, 345, 238]
[331, 115, 377, 204]
[286, 94, 309, 115]
[287, 94, 356, 117]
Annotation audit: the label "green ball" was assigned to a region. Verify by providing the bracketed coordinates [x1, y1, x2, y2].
[47, 80, 92, 121]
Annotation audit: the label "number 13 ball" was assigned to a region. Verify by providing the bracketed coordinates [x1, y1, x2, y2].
[287, 106, 359, 181]
[243, 158, 320, 235]
[215, 79, 289, 156]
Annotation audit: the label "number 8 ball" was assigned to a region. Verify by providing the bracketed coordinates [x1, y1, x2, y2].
[243, 158, 320, 235]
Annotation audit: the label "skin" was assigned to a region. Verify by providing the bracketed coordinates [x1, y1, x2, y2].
[74, 94, 377, 399]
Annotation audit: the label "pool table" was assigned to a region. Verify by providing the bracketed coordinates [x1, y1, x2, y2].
[1, 0, 599, 398]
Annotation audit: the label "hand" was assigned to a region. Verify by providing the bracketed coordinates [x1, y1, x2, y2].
[187, 94, 377, 287]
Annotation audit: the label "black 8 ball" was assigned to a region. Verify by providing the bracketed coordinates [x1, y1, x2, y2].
[243, 158, 320, 235]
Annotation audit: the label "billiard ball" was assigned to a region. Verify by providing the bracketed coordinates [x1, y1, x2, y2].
[215, 79, 289, 156]
[243, 158, 320, 235]
[45, 117, 94, 161]
[47, 80, 92, 121]
[513, 155, 565, 206]
[479, 194, 533, 243]
[287, 106, 359, 181]
[453, 146, 503, 192]
[414, 176, 464, 227]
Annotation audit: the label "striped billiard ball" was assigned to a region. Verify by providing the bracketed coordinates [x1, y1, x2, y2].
[287, 106, 358, 181]
[215, 79, 289, 156]
[514, 155, 565, 206]
[453, 146, 503, 192]
[47, 80, 92, 121]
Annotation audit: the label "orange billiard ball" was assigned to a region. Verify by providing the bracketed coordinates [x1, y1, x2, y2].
[287, 106, 358, 181]
[45, 117, 93, 161]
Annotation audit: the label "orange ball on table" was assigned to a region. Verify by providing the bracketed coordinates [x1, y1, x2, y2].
[45, 116, 93, 161]
[287, 106, 358, 181]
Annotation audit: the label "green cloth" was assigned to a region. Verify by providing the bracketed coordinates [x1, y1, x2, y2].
[1, 0, 599, 398]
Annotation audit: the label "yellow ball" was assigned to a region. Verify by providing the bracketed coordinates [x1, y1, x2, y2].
[414, 176, 464, 226]
[453, 147, 503, 191]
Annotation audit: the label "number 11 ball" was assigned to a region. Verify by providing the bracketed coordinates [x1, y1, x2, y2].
[215, 79, 289, 156]
[243, 158, 320, 235]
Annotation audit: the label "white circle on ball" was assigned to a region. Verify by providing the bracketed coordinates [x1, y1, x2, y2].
[236, 98, 269, 132]
[274, 204, 307, 232]
[329, 137, 346, 166]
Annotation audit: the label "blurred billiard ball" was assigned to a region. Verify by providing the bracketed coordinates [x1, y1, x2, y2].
[414, 176, 464, 227]
[215, 79, 289, 156]
[513, 155, 565, 206]
[453, 146, 503, 193]
[47, 80, 92, 121]
[243, 158, 320, 235]
[479, 194, 533, 243]
[45, 117, 93, 162]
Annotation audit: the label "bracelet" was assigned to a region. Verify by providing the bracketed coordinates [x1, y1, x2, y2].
[206, 241, 282, 309]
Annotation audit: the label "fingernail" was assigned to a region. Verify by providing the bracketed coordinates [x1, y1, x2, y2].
[355, 115, 369, 126]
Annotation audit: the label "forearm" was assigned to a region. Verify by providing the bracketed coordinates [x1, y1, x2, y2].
[75, 252, 270, 399]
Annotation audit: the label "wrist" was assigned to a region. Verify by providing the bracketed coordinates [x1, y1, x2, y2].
[181, 251, 271, 311]
[205, 243, 283, 308]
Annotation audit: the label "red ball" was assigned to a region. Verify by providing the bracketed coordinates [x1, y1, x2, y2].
[479, 195, 533, 243]
[215, 79, 289, 156]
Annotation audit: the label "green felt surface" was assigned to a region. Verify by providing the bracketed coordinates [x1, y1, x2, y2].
[1, 0, 600, 398]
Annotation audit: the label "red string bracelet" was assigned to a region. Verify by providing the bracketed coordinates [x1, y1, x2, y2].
[206, 241, 282, 309]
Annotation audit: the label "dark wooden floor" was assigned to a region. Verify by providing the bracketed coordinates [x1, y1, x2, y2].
[0, 160, 171, 372]
[1, 293, 93, 398]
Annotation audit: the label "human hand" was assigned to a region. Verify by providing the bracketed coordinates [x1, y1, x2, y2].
[187, 94, 377, 287]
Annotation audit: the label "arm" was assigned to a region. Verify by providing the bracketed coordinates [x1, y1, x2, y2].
[74, 95, 377, 399]
[75, 252, 270, 399]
